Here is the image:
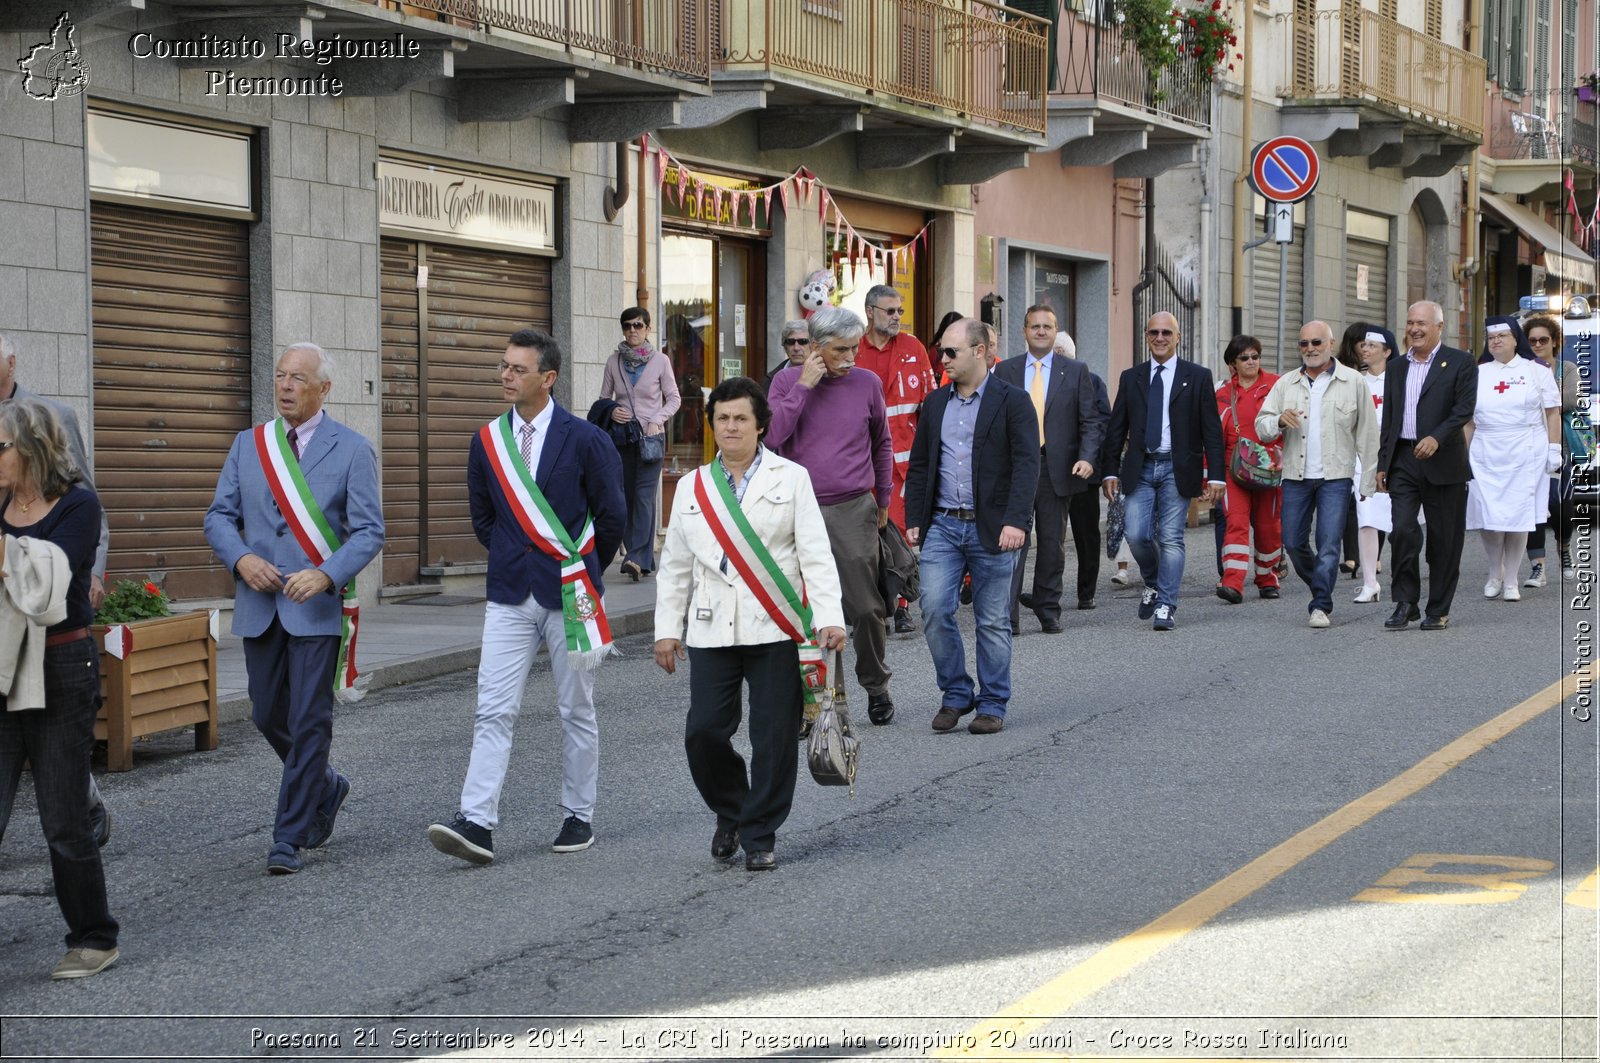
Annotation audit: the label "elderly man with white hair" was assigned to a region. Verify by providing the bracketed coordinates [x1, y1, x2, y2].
[766, 307, 897, 725]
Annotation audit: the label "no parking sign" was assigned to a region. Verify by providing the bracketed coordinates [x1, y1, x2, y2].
[1248, 136, 1320, 204]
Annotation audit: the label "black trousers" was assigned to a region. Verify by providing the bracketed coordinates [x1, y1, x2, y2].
[1387, 446, 1468, 618]
[685, 641, 801, 854]
[1011, 479, 1100, 623]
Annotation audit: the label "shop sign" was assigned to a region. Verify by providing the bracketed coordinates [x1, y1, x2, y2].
[378, 159, 556, 254]
[661, 166, 771, 235]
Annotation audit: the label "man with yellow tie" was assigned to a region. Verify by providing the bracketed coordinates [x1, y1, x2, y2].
[993, 305, 1106, 634]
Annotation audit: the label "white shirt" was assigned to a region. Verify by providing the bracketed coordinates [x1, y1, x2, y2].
[512, 400, 556, 476]
[1149, 357, 1176, 453]
[1303, 368, 1332, 479]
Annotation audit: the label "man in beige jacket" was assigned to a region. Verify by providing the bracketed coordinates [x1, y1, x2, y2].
[1256, 320, 1379, 628]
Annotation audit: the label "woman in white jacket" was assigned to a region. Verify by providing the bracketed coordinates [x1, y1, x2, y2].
[654, 377, 845, 871]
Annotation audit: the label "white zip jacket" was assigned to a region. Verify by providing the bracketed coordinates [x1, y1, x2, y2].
[1255, 361, 1380, 497]
[0, 534, 70, 712]
[654, 449, 845, 648]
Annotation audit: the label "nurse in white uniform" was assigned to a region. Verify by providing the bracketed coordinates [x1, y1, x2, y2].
[1352, 326, 1398, 602]
[1466, 316, 1561, 601]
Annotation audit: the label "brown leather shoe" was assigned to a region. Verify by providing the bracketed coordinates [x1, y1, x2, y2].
[967, 713, 1004, 735]
[931, 705, 970, 732]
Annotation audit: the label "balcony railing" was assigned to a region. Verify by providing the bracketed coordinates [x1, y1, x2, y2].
[719, 0, 1050, 135]
[1569, 114, 1599, 168]
[373, 0, 711, 80]
[1269, 5, 1484, 140]
[1049, 0, 1212, 129]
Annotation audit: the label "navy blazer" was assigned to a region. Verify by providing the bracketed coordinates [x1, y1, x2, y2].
[204, 416, 385, 638]
[993, 353, 1107, 496]
[469, 401, 626, 609]
[1103, 357, 1226, 499]
[903, 378, 1040, 553]
[1376, 344, 1477, 485]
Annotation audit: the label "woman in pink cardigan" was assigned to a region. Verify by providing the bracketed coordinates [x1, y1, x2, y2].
[601, 307, 682, 579]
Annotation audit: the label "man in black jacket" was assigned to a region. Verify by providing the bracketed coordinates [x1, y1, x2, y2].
[904, 319, 1039, 735]
[1376, 300, 1477, 630]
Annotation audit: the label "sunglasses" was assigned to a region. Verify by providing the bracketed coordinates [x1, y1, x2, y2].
[868, 305, 905, 316]
[1528, 335, 1553, 345]
[622, 321, 647, 330]
[1297, 339, 1328, 348]
[1235, 353, 1261, 362]
[937, 346, 970, 360]
[1145, 328, 1174, 337]
[783, 337, 809, 347]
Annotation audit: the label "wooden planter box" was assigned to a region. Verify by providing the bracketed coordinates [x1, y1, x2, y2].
[92, 612, 218, 772]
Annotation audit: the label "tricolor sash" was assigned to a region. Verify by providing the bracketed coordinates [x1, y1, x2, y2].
[478, 413, 612, 669]
[252, 418, 365, 702]
[690, 465, 827, 706]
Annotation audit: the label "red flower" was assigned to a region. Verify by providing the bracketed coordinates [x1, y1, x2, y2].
[1212, 0, 1222, 8]
[143, 582, 160, 595]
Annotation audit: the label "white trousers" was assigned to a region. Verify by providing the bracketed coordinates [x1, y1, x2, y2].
[459, 595, 597, 829]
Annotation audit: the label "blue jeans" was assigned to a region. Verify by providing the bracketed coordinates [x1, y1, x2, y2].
[917, 515, 1018, 717]
[1123, 458, 1188, 609]
[620, 445, 662, 570]
[1280, 477, 1352, 613]
[0, 637, 119, 950]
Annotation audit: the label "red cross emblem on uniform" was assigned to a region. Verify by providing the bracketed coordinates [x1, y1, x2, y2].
[1494, 380, 1512, 394]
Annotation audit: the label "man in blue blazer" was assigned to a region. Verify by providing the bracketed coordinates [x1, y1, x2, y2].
[204, 343, 385, 874]
[429, 328, 625, 866]
[1101, 313, 1226, 631]
[904, 319, 1039, 734]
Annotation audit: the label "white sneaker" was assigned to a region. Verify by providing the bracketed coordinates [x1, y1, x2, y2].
[1353, 585, 1381, 603]
[1524, 562, 1546, 588]
[1502, 584, 1522, 602]
[1308, 608, 1331, 628]
[1110, 568, 1131, 586]
[1565, 567, 1579, 580]
[1483, 579, 1503, 599]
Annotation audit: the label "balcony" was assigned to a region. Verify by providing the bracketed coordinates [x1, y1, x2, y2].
[1266, 4, 1483, 177]
[1043, 0, 1213, 176]
[1484, 106, 1600, 203]
[716, 0, 1050, 140]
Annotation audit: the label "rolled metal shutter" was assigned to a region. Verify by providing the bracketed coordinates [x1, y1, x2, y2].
[1250, 229, 1305, 372]
[380, 239, 551, 582]
[91, 203, 251, 600]
[1345, 236, 1390, 331]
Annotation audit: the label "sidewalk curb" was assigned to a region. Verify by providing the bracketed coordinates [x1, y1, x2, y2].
[215, 606, 656, 725]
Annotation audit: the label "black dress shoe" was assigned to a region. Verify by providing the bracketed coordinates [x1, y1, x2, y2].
[1040, 618, 1064, 633]
[867, 691, 895, 725]
[1076, 598, 1096, 610]
[711, 825, 738, 861]
[1258, 586, 1280, 600]
[1010, 621, 1021, 636]
[893, 606, 916, 634]
[745, 850, 776, 871]
[1215, 585, 1243, 604]
[1420, 614, 1450, 630]
[1385, 603, 1421, 630]
[1018, 592, 1036, 610]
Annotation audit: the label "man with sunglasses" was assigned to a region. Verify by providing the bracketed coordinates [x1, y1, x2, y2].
[856, 285, 937, 633]
[764, 320, 812, 391]
[1255, 321, 1379, 628]
[1101, 313, 1225, 631]
[904, 319, 1038, 734]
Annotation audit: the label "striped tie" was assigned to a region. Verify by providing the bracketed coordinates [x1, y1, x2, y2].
[520, 423, 535, 469]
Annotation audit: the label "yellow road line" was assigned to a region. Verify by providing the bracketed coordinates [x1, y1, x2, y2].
[946, 669, 1589, 1060]
[1568, 867, 1599, 909]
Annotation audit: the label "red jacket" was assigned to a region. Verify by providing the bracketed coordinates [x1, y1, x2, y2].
[857, 332, 937, 529]
[1216, 372, 1279, 463]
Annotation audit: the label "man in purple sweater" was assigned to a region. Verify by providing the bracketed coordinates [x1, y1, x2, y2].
[767, 307, 897, 725]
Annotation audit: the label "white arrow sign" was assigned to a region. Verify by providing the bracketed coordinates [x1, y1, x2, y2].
[1274, 204, 1294, 244]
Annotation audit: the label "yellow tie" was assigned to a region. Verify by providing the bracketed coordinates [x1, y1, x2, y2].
[1029, 359, 1046, 440]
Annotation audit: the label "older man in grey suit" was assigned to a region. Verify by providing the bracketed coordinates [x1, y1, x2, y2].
[205, 342, 384, 875]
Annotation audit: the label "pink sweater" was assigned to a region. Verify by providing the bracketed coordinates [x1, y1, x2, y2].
[601, 348, 682, 434]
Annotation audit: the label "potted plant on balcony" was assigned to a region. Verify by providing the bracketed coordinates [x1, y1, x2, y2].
[92, 579, 218, 771]
[1184, 0, 1241, 86]
[1118, 0, 1239, 100]
[1579, 71, 1599, 103]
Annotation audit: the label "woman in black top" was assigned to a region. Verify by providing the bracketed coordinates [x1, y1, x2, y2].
[0, 397, 118, 980]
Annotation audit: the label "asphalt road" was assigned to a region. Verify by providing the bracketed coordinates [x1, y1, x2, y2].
[2, 526, 1595, 1063]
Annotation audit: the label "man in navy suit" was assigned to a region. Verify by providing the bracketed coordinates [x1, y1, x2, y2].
[1101, 313, 1226, 631]
[993, 306, 1106, 631]
[205, 343, 385, 874]
[904, 319, 1039, 734]
[428, 329, 625, 865]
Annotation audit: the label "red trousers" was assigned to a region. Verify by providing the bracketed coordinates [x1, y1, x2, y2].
[1218, 478, 1282, 591]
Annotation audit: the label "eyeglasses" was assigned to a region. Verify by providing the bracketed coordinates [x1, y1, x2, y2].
[1146, 328, 1174, 337]
[783, 337, 809, 347]
[868, 305, 905, 316]
[622, 321, 647, 331]
[1235, 353, 1261, 362]
[937, 346, 968, 360]
[497, 361, 532, 377]
[1297, 339, 1328, 348]
[1528, 335, 1554, 346]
